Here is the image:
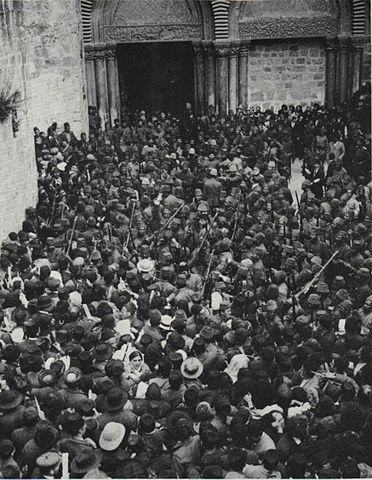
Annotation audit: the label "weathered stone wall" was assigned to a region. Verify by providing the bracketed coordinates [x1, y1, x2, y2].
[0, 0, 87, 240]
[248, 39, 326, 110]
[362, 42, 371, 83]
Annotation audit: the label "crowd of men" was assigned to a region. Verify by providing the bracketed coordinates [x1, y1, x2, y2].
[0, 82, 371, 478]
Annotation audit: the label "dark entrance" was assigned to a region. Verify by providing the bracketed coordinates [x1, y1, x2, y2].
[117, 42, 194, 117]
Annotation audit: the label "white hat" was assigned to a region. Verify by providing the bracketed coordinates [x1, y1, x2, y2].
[50, 271, 63, 285]
[181, 357, 203, 379]
[99, 422, 126, 451]
[69, 291, 82, 307]
[210, 168, 218, 177]
[57, 162, 67, 172]
[141, 177, 151, 186]
[11, 327, 24, 343]
[159, 315, 173, 331]
[72, 257, 85, 267]
[115, 319, 134, 338]
[189, 148, 195, 155]
[137, 259, 155, 274]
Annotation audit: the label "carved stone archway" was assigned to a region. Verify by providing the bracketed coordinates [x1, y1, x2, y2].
[84, 0, 214, 123]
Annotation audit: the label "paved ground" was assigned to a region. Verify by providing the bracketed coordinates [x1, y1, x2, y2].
[289, 158, 304, 207]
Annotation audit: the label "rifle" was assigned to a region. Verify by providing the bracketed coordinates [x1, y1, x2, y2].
[291, 272, 297, 320]
[295, 191, 301, 211]
[155, 202, 185, 239]
[48, 191, 58, 226]
[243, 192, 248, 233]
[295, 250, 339, 299]
[65, 216, 78, 256]
[125, 201, 136, 250]
[196, 211, 219, 255]
[201, 249, 215, 298]
[230, 205, 240, 242]
[34, 395, 46, 420]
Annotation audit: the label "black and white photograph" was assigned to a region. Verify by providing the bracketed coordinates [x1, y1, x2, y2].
[0, 0, 371, 478]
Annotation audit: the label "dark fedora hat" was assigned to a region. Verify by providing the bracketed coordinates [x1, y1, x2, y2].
[70, 448, 102, 475]
[93, 343, 112, 362]
[103, 387, 128, 412]
[37, 294, 53, 311]
[0, 390, 23, 411]
[199, 326, 216, 342]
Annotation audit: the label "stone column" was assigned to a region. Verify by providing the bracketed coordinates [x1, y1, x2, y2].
[238, 43, 249, 108]
[228, 44, 240, 113]
[192, 42, 205, 114]
[347, 43, 355, 98]
[203, 42, 216, 110]
[106, 45, 121, 125]
[338, 36, 350, 103]
[325, 37, 338, 108]
[351, 36, 365, 94]
[215, 43, 229, 116]
[93, 45, 110, 127]
[84, 48, 97, 107]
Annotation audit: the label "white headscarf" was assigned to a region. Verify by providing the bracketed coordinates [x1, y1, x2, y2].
[224, 354, 249, 383]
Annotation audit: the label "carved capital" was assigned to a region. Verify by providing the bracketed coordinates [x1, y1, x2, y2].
[214, 42, 235, 57]
[228, 42, 241, 56]
[338, 36, 351, 51]
[202, 42, 215, 56]
[351, 35, 368, 51]
[215, 47, 230, 57]
[90, 50, 107, 61]
[85, 44, 117, 61]
[192, 41, 204, 57]
[239, 44, 250, 55]
[105, 48, 117, 60]
[326, 36, 338, 51]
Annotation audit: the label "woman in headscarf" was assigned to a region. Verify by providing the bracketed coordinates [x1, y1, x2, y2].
[123, 350, 151, 390]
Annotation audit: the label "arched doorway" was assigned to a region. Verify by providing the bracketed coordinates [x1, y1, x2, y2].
[84, 0, 213, 125]
[118, 42, 194, 117]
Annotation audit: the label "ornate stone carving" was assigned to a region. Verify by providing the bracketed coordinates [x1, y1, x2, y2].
[105, 48, 117, 60]
[85, 49, 107, 61]
[202, 42, 215, 56]
[326, 37, 338, 51]
[85, 44, 114, 61]
[351, 35, 369, 49]
[238, 16, 338, 40]
[239, 42, 251, 56]
[214, 43, 232, 57]
[228, 47, 240, 57]
[103, 24, 203, 43]
[192, 42, 204, 57]
[337, 36, 350, 51]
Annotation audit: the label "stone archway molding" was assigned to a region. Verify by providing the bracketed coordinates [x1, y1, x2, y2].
[90, 0, 214, 44]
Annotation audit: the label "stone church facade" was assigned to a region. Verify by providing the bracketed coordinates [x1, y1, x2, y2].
[0, 0, 370, 237]
[82, 0, 370, 120]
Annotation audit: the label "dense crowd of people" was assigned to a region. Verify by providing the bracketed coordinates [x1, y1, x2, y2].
[0, 82, 371, 479]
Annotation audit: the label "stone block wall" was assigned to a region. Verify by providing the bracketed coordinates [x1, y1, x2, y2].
[0, 0, 88, 240]
[362, 41, 371, 83]
[248, 39, 326, 110]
